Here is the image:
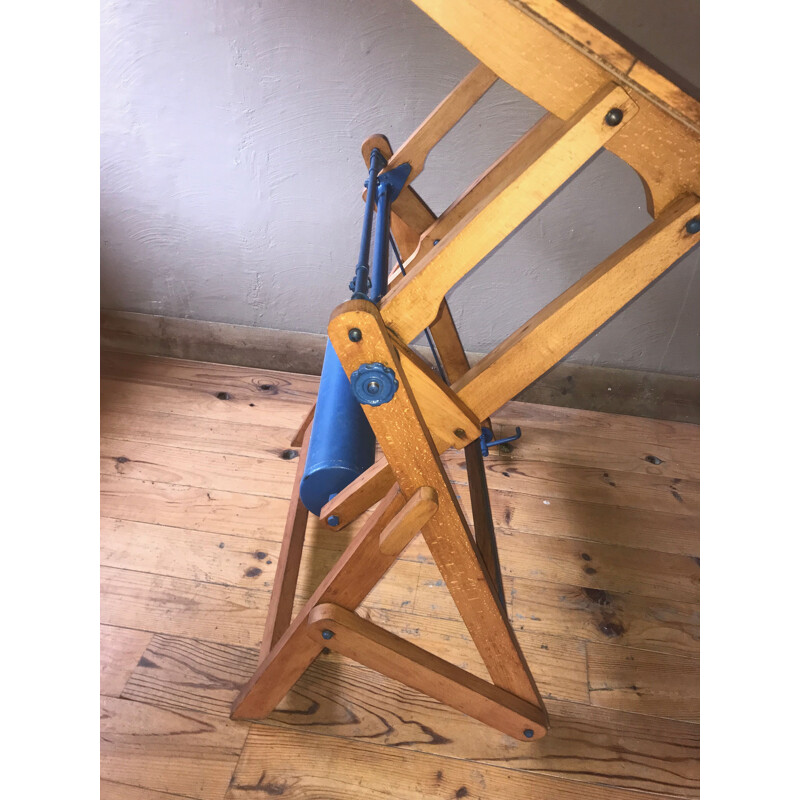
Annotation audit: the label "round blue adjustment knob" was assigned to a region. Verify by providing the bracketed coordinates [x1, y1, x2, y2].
[350, 363, 399, 406]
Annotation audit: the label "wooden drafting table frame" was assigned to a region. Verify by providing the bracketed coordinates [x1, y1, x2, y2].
[232, 0, 699, 741]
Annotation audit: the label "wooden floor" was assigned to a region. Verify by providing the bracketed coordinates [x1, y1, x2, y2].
[100, 350, 700, 800]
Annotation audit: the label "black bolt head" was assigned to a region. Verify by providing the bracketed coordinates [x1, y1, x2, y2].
[348, 328, 362, 342]
[321, 629, 334, 640]
[327, 515, 339, 527]
[454, 428, 467, 440]
[605, 107, 624, 126]
[685, 216, 700, 235]
[523, 728, 534, 738]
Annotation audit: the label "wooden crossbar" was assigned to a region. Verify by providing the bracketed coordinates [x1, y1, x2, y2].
[233, 2, 699, 744]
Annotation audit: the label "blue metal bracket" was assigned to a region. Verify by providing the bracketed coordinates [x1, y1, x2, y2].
[351, 362, 399, 406]
[480, 426, 522, 457]
[378, 162, 411, 200]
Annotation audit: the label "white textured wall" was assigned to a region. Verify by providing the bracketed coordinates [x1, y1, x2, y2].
[100, 0, 699, 376]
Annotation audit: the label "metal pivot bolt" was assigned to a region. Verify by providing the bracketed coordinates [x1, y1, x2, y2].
[604, 107, 624, 126]
[321, 629, 334, 640]
[348, 328, 362, 342]
[350, 363, 399, 406]
[523, 728, 534, 738]
[327, 515, 339, 527]
[685, 216, 700, 234]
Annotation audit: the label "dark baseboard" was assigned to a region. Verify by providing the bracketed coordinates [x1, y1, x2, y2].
[100, 310, 699, 424]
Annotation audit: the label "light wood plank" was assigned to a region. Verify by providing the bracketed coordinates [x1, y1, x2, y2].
[100, 696, 248, 800]
[409, 0, 699, 217]
[100, 625, 154, 698]
[384, 61, 497, 185]
[101, 780, 200, 800]
[228, 705, 697, 798]
[587, 641, 699, 721]
[508, 577, 699, 658]
[381, 83, 639, 344]
[121, 631, 695, 796]
[379, 486, 438, 556]
[454, 193, 700, 423]
[307, 603, 548, 740]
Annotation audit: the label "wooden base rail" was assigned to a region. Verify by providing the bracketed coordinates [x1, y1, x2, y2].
[233, 2, 699, 743]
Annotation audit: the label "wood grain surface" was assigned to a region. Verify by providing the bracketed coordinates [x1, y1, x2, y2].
[100, 351, 699, 799]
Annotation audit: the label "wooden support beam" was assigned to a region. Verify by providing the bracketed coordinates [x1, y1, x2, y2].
[384, 62, 497, 186]
[328, 300, 546, 710]
[408, 0, 699, 217]
[321, 459, 396, 532]
[379, 486, 438, 556]
[258, 427, 311, 660]
[402, 113, 564, 274]
[454, 194, 700, 422]
[289, 403, 314, 449]
[381, 83, 639, 345]
[232, 486, 406, 720]
[306, 603, 548, 740]
[391, 333, 481, 450]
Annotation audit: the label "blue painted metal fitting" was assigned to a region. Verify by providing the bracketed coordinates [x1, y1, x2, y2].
[480, 425, 522, 457]
[326, 515, 340, 527]
[351, 363, 399, 406]
[321, 629, 334, 640]
[523, 728, 534, 738]
[299, 340, 376, 516]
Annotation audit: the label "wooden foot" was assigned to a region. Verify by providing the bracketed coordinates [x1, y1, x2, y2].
[306, 604, 548, 740]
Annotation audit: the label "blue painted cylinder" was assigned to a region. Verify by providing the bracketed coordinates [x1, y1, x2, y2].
[299, 339, 376, 516]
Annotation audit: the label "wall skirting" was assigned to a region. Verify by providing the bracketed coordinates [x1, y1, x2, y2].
[100, 310, 699, 424]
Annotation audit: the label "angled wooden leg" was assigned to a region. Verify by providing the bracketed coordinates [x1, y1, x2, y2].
[289, 403, 315, 448]
[454, 194, 701, 421]
[232, 485, 406, 720]
[259, 426, 311, 660]
[329, 300, 546, 712]
[464, 439, 505, 605]
[381, 83, 639, 344]
[307, 604, 547, 740]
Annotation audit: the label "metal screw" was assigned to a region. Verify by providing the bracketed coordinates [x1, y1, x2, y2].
[321, 629, 334, 640]
[348, 328, 362, 342]
[327, 515, 339, 527]
[454, 428, 467, 440]
[523, 728, 534, 739]
[685, 216, 700, 235]
[366, 380, 381, 395]
[604, 107, 623, 126]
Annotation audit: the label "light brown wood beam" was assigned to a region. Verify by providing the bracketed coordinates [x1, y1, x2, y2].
[328, 300, 546, 710]
[408, 0, 699, 217]
[385, 62, 497, 186]
[306, 603, 548, 739]
[232, 486, 406, 719]
[258, 427, 311, 660]
[380, 83, 639, 345]
[454, 194, 700, 422]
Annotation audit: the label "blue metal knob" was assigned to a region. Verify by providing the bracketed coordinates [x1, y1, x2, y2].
[350, 362, 399, 406]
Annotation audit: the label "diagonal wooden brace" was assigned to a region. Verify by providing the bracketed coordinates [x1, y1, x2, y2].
[328, 300, 546, 711]
[306, 604, 548, 740]
[322, 193, 699, 531]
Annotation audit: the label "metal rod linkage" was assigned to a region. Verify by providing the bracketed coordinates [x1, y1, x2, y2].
[352, 148, 386, 300]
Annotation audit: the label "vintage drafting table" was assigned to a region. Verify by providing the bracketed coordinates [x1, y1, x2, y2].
[232, 0, 699, 741]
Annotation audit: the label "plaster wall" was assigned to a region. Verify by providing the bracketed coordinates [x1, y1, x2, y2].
[100, 0, 699, 376]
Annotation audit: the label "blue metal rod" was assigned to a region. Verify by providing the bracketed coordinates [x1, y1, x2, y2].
[370, 181, 391, 302]
[352, 148, 386, 299]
